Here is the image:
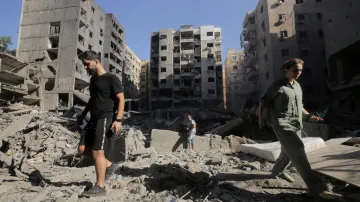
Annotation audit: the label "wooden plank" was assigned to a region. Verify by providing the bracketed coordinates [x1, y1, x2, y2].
[308, 144, 360, 188]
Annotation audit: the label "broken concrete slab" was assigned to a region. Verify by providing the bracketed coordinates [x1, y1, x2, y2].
[208, 117, 243, 136]
[1, 109, 32, 116]
[308, 144, 360, 188]
[325, 137, 352, 146]
[0, 114, 32, 145]
[238, 137, 326, 162]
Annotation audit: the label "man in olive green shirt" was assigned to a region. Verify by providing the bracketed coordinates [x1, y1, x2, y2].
[258, 58, 341, 200]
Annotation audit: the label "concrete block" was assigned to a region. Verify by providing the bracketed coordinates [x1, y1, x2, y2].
[0, 114, 32, 144]
[239, 137, 326, 162]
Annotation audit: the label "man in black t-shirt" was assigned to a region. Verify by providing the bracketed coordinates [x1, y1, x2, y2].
[77, 51, 125, 197]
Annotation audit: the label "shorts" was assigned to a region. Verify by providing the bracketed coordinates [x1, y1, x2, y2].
[79, 117, 115, 160]
[187, 130, 196, 144]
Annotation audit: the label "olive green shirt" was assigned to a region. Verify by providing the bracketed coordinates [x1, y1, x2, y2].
[261, 78, 303, 129]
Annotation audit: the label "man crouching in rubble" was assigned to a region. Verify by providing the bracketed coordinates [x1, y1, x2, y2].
[258, 58, 341, 200]
[77, 51, 125, 197]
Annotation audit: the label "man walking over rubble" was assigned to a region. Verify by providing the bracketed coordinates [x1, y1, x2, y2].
[77, 51, 125, 197]
[187, 114, 196, 150]
[258, 58, 341, 200]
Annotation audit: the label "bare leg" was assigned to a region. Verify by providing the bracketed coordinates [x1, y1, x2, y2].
[92, 150, 106, 188]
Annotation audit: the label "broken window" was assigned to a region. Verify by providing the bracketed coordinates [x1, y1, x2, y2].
[232, 56, 237, 61]
[44, 78, 55, 91]
[261, 21, 265, 31]
[161, 45, 167, 50]
[208, 89, 215, 95]
[81, 8, 87, 19]
[47, 65, 56, 75]
[181, 42, 193, 50]
[91, 6, 95, 13]
[161, 67, 166, 72]
[49, 22, 61, 35]
[282, 48, 289, 56]
[110, 64, 116, 73]
[47, 49, 58, 61]
[89, 31, 93, 38]
[279, 14, 286, 23]
[174, 57, 180, 63]
[100, 29, 103, 36]
[296, 14, 305, 23]
[215, 32, 221, 39]
[208, 77, 215, 82]
[99, 40, 102, 45]
[79, 20, 87, 29]
[316, 13, 322, 20]
[174, 68, 180, 75]
[88, 44, 92, 50]
[173, 46, 180, 53]
[48, 36, 59, 49]
[78, 34, 84, 46]
[160, 35, 167, 39]
[161, 56, 167, 62]
[59, 94, 69, 108]
[105, 53, 109, 58]
[207, 43, 213, 47]
[280, 30, 288, 38]
[233, 66, 238, 70]
[77, 48, 84, 60]
[318, 29, 324, 38]
[207, 32, 213, 36]
[208, 66, 214, 71]
[181, 31, 193, 39]
[263, 37, 267, 47]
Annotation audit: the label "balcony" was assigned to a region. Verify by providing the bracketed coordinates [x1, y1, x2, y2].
[247, 70, 259, 81]
[181, 49, 194, 55]
[244, 53, 257, 67]
[244, 40, 258, 54]
[180, 71, 195, 77]
[243, 27, 256, 41]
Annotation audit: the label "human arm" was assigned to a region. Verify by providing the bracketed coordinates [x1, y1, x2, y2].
[111, 76, 125, 134]
[77, 97, 92, 123]
[258, 81, 280, 129]
[302, 104, 323, 122]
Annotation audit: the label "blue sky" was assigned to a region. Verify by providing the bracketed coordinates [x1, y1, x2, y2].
[0, 0, 257, 60]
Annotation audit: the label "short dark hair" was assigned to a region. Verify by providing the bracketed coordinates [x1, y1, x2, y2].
[282, 58, 304, 70]
[79, 51, 101, 62]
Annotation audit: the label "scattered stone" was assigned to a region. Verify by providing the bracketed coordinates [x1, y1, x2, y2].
[207, 156, 223, 165]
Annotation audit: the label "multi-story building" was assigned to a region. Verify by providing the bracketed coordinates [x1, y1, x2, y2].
[140, 60, 150, 109]
[224, 49, 246, 114]
[241, 0, 330, 110]
[103, 14, 125, 82]
[123, 45, 141, 99]
[16, 0, 127, 110]
[149, 25, 223, 112]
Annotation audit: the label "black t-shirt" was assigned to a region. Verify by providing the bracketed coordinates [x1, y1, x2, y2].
[89, 72, 123, 119]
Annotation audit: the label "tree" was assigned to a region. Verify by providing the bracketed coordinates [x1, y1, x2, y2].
[0, 36, 16, 56]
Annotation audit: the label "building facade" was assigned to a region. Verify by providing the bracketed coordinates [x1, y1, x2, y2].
[140, 60, 150, 109]
[241, 0, 330, 110]
[16, 0, 129, 110]
[149, 25, 223, 111]
[224, 49, 246, 114]
[124, 45, 141, 99]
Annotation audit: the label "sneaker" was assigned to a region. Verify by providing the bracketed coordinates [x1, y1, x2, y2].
[105, 163, 117, 181]
[318, 191, 342, 200]
[277, 172, 295, 183]
[81, 185, 106, 197]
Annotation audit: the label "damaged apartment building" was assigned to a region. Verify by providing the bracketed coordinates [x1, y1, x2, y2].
[124, 45, 141, 100]
[140, 60, 150, 110]
[150, 25, 223, 114]
[241, 0, 333, 110]
[224, 49, 246, 115]
[16, 0, 139, 110]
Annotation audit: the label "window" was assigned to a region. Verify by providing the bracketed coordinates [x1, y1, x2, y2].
[266, 72, 270, 79]
[316, 13, 322, 20]
[89, 31, 93, 38]
[207, 43, 213, 47]
[88, 44, 92, 50]
[280, 30, 288, 38]
[99, 40, 102, 45]
[208, 66, 214, 70]
[49, 22, 61, 35]
[297, 14, 305, 23]
[232, 56, 237, 61]
[279, 14, 286, 22]
[208, 77, 215, 82]
[100, 29, 103, 36]
[318, 30, 324, 38]
[161, 45, 167, 50]
[105, 54, 109, 58]
[207, 32, 213, 36]
[300, 49, 309, 57]
[208, 89, 215, 94]
[161, 56, 166, 61]
[261, 21, 265, 31]
[208, 54, 214, 58]
[263, 37, 267, 47]
[91, 6, 95, 13]
[233, 66, 238, 70]
[260, 5, 263, 13]
[160, 35, 167, 39]
[282, 49, 289, 56]
[296, 0, 304, 4]
[161, 67, 166, 72]
[160, 79, 166, 84]
[264, 54, 268, 62]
